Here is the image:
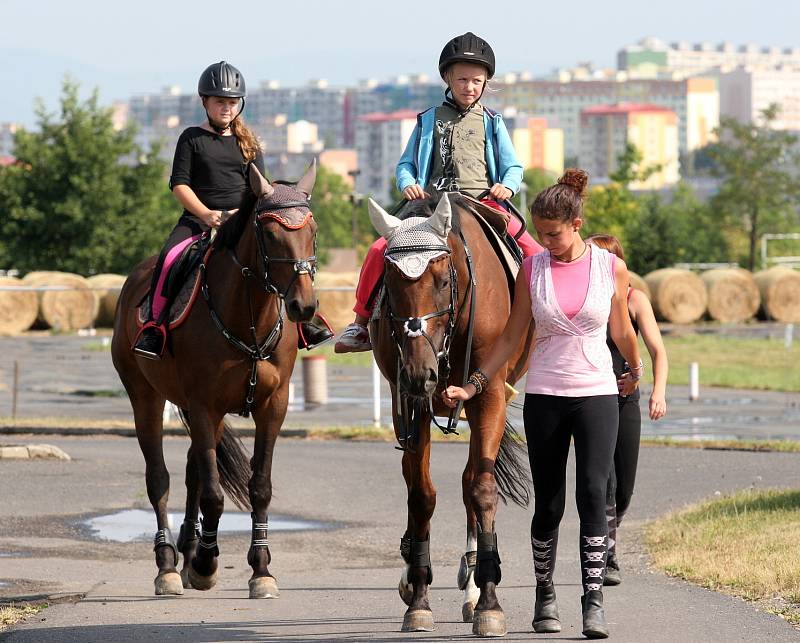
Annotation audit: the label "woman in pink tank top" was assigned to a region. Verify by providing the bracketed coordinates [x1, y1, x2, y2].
[443, 169, 642, 639]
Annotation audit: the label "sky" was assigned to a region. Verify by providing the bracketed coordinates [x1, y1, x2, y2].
[2, 0, 800, 126]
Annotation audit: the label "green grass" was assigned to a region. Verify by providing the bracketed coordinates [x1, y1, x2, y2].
[646, 488, 800, 624]
[659, 334, 799, 392]
[641, 437, 800, 453]
[296, 343, 374, 367]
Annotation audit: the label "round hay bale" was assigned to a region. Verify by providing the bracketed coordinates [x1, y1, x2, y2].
[644, 268, 708, 324]
[754, 267, 800, 322]
[315, 271, 358, 332]
[87, 274, 126, 327]
[22, 271, 99, 331]
[628, 271, 651, 300]
[0, 276, 39, 335]
[701, 268, 760, 323]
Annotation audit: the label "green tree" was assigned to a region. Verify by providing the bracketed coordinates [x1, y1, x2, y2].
[708, 105, 800, 270]
[0, 79, 174, 274]
[626, 184, 730, 275]
[312, 164, 374, 259]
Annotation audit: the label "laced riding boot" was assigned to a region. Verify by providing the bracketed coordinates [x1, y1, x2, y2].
[134, 322, 166, 360]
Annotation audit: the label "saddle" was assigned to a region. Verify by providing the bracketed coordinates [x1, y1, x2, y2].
[137, 238, 211, 330]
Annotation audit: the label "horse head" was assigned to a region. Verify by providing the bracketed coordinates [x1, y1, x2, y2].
[369, 194, 457, 398]
[248, 161, 318, 322]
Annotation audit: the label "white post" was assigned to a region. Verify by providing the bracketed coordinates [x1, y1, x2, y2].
[163, 402, 177, 424]
[689, 362, 700, 401]
[785, 323, 794, 350]
[372, 359, 381, 429]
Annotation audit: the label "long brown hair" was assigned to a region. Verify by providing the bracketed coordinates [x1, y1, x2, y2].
[231, 117, 261, 162]
[530, 168, 589, 223]
[585, 233, 625, 260]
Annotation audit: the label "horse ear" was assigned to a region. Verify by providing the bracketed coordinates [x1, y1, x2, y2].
[368, 198, 402, 240]
[249, 164, 274, 198]
[296, 158, 317, 196]
[428, 192, 453, 239]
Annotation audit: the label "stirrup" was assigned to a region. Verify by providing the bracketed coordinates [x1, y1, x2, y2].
[132, 321, 167, 360]
[297, 313, 334, 350]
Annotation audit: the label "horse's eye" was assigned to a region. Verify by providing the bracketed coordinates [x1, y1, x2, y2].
[439, 278, 450, 291]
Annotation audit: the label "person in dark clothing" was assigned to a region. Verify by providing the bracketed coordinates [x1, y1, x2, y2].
[134, 61, 332, 359]
[586, 234, 668, 586]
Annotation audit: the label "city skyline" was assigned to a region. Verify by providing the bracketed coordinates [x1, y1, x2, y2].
[3, 0, 800, 126]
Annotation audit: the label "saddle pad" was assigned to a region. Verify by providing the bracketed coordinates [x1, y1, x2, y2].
[465, 206, 520, 298]
[137, 258, 205, 330]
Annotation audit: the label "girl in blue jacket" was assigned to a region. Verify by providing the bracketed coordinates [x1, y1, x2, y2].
[335, 32, 540, 353]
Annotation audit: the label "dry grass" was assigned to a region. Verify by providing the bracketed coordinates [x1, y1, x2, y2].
[0, 602, 47, 630]
[641, 437, 800, 453]
[646, 488, 800, 624]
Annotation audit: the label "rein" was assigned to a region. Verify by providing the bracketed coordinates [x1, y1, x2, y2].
[200, 195, 315, 417]
[384, 229, 477, 451]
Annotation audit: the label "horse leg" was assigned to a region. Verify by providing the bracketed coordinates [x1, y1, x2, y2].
[398, 416, 437, 632]
[177, 443, 201, 589]
[130, 385, 183, 596]
[458, 458, 480, 622]
[246, 392, 288, 599]
[467, 390, 508, 637]
[186, 410, 225, 591]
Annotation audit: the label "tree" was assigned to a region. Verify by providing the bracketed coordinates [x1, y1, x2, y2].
[708, 105, 800, 270]
[0, 79, 174, 274]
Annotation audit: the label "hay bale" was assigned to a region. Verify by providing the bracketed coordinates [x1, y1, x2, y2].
[22, 271, 99, 331]
[701, 268, 760, 323]
[628, 271, 651, 300]
[0, 276, 39, 335]
[754, 267, 800, 322]
[87, 273, 127, 327]
[315, 271, 358, 332]
[644, 268, 708, 324]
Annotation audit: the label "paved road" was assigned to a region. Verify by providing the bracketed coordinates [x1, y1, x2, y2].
[1, 437, 798, 641]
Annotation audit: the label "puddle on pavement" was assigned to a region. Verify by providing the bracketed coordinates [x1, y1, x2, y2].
[82, 509, 328, 543]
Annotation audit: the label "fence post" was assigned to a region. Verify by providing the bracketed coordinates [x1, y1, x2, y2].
[372, 359, 381, 429]
[302, 355, 328, 409]
[785, 323, 794, 350]
[689, 362, 700, 401]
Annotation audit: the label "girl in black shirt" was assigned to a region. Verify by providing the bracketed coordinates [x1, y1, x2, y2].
[134, 61, 332, 358]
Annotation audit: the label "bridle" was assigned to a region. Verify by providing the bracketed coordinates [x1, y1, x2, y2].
[201, 188, 316, 417]
[383, 231, 477, 450]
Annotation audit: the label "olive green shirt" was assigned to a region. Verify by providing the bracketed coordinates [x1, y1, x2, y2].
[427, 102, 491, 197]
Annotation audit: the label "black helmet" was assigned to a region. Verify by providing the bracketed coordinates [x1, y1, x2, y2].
[438, 32, 495, 79]
[198, 61, 246, 98]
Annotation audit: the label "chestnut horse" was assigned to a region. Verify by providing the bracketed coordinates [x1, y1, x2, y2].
[368, 193, 532, 637]
[112, 163, 318, 599]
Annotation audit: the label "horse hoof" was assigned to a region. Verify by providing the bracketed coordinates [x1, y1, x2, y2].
[398, 568, 413, 606]
[180, 566, 192, 589]
[154, 571, 183, 596]
[249, 576, 280, 599]
[462, 601, 476, 623]
[401, 609, 435, 632]
[187, 565, 218, 591]
[473, 609, 507, 637]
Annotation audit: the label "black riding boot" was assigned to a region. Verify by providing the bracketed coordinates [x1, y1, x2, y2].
[298, 313, 334, 350]
[533, 583, 560, 633]
[604, 551, 621, 586]
[134, 323, 166, 360]
[581, 589, 609, 639]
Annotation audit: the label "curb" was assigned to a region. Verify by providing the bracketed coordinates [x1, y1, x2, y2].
[0, 426, 312, 439]
[0, 443, 72, 460]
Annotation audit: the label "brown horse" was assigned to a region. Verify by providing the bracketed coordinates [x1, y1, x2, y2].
[368, 193, 532, 637]
[111, 162, 318, 599]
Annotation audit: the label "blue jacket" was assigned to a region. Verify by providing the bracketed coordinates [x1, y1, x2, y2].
[396, 105, 523, 195]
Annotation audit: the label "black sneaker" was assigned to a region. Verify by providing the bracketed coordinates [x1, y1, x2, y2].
[134, 326, 165, 360]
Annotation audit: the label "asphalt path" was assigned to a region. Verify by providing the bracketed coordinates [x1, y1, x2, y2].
[1, 437, 799, 641]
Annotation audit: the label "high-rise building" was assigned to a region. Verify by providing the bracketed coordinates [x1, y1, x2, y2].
[579, 103, 680, 190]
[719, 66, 800, 130]
[483, 77, 717, 160]
[506, 116, 564, 176]
[618, 37, 800, 78]
[354, 110, 418, 203]
[0, 122, 19, 157]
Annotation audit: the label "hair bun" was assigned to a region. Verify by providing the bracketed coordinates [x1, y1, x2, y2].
[557, 168, 589, 198]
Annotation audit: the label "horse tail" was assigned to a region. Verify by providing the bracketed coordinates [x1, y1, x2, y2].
[178, 409, 252, 512]
[495, 419, 531, 508]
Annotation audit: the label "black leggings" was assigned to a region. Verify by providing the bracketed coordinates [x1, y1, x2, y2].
[524, 394, 619, 534]
[606, 396, 641, 521]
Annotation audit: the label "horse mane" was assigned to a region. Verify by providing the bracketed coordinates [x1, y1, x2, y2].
[216, 190, 258, 249]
